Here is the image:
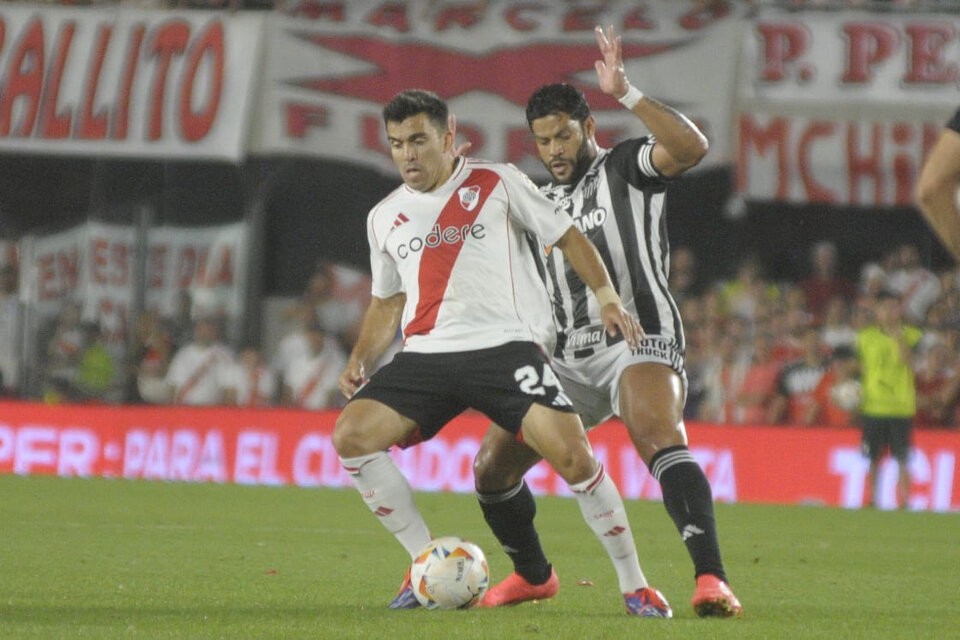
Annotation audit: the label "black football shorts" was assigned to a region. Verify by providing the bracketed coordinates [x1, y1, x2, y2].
[350, 341, 575, 446]
[861, 416, 912, 463]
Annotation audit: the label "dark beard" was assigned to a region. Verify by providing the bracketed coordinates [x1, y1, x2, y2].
[566, 142, 594, 186]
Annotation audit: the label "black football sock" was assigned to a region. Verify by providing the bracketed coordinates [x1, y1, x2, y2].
[477, 480, 552, 585]
[650, 445, 728, 583]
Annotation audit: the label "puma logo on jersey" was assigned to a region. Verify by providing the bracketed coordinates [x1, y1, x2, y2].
[458, 185, 481, 211]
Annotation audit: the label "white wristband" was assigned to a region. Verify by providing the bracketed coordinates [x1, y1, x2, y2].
[617, 84, 644, 110]
[594, 285, 621, 308]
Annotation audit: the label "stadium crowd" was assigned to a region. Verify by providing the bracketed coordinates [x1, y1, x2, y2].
[679, 241, 960, 430]
[1, 239, 953, 431]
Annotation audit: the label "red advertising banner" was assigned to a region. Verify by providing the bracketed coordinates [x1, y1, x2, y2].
[0, 402, 957, 512]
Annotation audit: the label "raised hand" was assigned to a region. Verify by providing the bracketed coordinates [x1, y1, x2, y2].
[594, 25, 630, 100]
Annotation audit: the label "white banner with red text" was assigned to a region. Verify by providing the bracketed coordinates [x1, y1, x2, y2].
[250, 0, 743, 177]
[737, 8, 960, 206]
[2, 2, 960, 209]
[0, 403, 956, 512]
[19, 221, 247, 353]
[0, 7, 263, 160]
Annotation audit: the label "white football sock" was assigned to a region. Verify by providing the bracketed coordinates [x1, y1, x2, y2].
[569, 465, 648, 593]
[339, 451, 431, 558]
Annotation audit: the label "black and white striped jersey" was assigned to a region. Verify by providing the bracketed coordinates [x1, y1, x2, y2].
[535, 136, 685, 361]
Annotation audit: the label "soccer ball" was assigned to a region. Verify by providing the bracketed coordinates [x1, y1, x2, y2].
[410, 536, 490, 610]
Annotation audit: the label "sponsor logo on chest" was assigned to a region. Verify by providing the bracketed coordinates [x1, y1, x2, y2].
[395, 222, 486, 259]
[573, 207, 608, 233]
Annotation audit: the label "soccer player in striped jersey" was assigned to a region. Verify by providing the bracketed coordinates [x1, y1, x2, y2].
[334, 88, 672, 616]
[473, 25, 742, 618]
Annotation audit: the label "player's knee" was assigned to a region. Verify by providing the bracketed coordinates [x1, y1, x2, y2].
[472, 448, 496, 491]
[552, 448, 599, 485]
[473, 445, 519, 491]
[625, 406, 683, 444]
[332, 412, 368, 458]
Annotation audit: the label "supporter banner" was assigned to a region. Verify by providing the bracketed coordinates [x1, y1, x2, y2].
[0, 7, 263, 161]
[737, 113, 945, 206]
[145, 223, 248, 320]
[737, 8, 960, 205]
[20, 221, 247, 351]
[252, 0, 743, 176]
[741, 9, 960, 113]
[0, 402, 956, 512]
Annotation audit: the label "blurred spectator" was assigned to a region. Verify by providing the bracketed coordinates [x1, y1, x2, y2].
[0, 264, 21, 396]
[858, 262, 887, 299]
[718, 254, 779, 321]
[669, 245, 702, 304]
[769, 325, 828, 425]
[729, 331, 781, 424]
[273, 301, 314, 393]
[281, 321, 346, 410]
[809, 345, 861, 428]
[222, 345, 276, 408]
[131, 310, 175, 404]
[303, 262, 367, 352]
[165, 316, 234, 406]
[886, 243, 941, 324]
[799, 241, 855, 322]
[696, 327, 748, 423]
[69, 321, 117, 403]
[44, 319, 116, 404]
[819, 296, 857, 350]
[770, 307, 813, 364]
[42, 301, 85, 402]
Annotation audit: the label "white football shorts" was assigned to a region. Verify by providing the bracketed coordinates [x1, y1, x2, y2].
[552, 335, 686, 428]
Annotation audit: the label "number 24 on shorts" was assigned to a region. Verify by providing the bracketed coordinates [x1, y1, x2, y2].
[514, 364, 572, 406]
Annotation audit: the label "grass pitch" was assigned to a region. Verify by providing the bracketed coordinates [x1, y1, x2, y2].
[1, 474, 957, 639]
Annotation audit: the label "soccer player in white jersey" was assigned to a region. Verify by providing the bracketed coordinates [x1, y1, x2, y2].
[473, 26, 742, 617]
[333, 89, 673, 616]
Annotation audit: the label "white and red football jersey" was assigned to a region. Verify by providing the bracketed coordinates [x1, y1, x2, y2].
[165, 342, 234, 406]
[367, 158, 571, 354]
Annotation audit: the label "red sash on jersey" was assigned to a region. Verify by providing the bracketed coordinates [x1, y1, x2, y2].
[175, 353, 218, 404]
[295, 360, 329, 408]
[403, 169, 499, 339]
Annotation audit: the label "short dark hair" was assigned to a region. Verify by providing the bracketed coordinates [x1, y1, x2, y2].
[525, 83, 591, 128]
[383, 89, 448, 133]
